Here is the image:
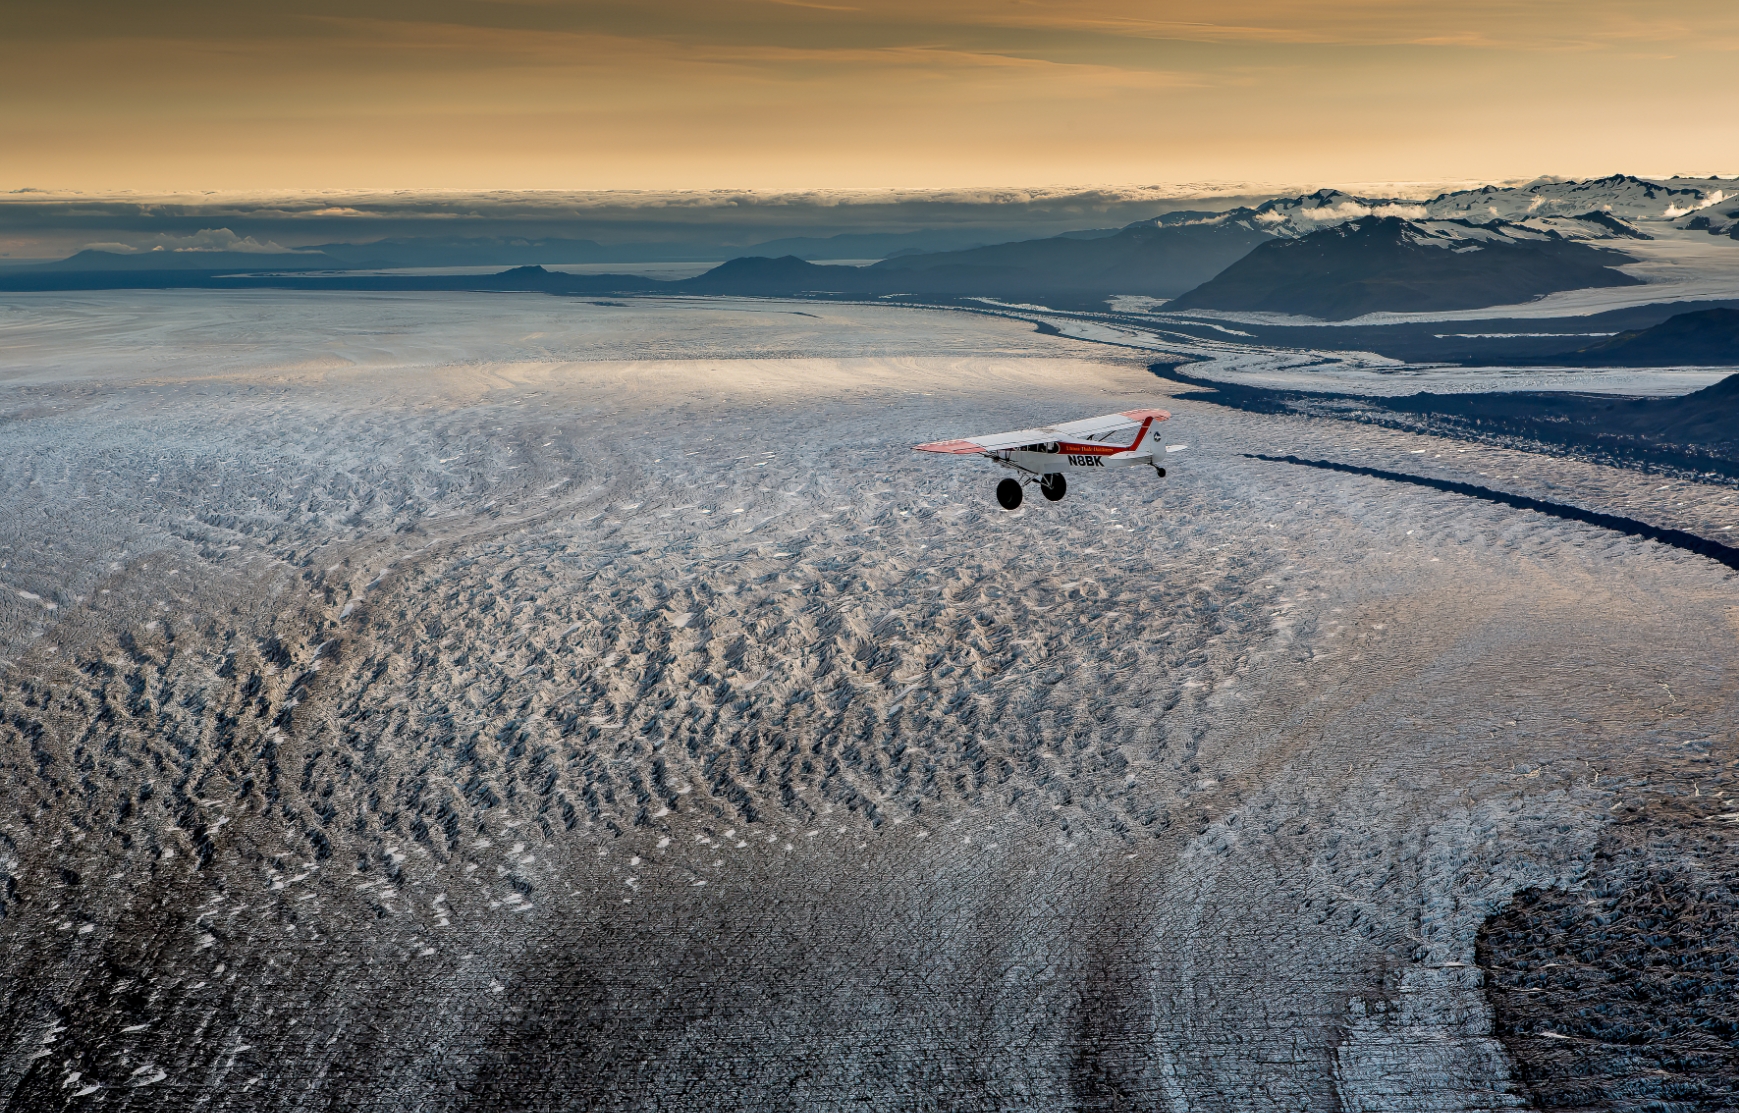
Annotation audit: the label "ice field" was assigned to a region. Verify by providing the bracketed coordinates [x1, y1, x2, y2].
[1, 292, 1735, 1109]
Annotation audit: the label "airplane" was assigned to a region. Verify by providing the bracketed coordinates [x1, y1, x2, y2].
[915, 408, 1174, 510]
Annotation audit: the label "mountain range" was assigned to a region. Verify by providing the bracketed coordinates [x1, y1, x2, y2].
[863, 212, 1277, 299]
[6, 175, 1735, 325]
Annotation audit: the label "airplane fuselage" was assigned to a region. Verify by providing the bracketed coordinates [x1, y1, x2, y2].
[997, 446, 1157, 475]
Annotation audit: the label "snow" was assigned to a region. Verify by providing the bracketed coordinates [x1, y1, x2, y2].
[1142, 176, 1739, 327]
[2, 288, 1737, 1107]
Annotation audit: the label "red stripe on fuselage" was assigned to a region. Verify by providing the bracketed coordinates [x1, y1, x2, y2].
[1057, 415, 1154, 456]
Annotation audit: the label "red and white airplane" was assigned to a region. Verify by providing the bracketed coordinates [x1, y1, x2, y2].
[915, 408, 1174, 510]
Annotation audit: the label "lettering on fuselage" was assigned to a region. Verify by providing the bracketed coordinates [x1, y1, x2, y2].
[1067, 455, 1104, 467]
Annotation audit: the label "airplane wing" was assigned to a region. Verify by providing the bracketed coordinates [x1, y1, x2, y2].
[915, 408, 1170, 454]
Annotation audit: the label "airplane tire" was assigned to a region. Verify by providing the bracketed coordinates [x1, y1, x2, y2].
[1155, 467, 1167, 478]
[996, 478, 1023, 510]
[1040, 473, 1066, 501]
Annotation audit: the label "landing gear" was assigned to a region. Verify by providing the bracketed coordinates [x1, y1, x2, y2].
[996, 477, 1023, 510]
[1154, 466, 1167, 478]
[1040, 473, 1067, 502]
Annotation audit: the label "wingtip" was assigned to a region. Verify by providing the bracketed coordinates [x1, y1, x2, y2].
[913, 439, 983, 454]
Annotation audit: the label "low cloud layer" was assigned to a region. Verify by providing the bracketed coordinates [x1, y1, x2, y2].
[1289, 201, 1431, 223]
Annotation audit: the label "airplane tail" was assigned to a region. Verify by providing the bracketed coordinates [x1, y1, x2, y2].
[1117, 409, 1169, 454]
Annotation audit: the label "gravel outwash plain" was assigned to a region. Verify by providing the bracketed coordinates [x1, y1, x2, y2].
[1, 292, 1736, 1110]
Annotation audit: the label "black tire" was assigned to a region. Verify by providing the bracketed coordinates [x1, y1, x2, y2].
[996, 478, 1023, 510]
[1155, 467, 1166, 478]
[1040, 473, 1066, 501]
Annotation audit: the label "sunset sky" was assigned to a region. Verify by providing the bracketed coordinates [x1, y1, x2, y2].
[6, 1, 1737, 193]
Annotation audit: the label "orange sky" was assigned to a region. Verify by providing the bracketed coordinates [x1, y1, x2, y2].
[7, 1, 1737, 191]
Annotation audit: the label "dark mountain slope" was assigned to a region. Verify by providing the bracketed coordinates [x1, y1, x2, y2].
[869, 217, 1275, 298]
[673, 256, 875, 296]
[1167, 217, 1641, 320]
[1454, 308, 1739, 368]
[1566, 307, 1739, 365]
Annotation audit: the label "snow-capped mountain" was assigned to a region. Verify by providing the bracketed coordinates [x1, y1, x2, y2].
[1422, 174, 1732, 231]
[1169, 176, 1734, 242]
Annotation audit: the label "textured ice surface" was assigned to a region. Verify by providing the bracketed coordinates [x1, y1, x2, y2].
[0, 292, 1735, 1110]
